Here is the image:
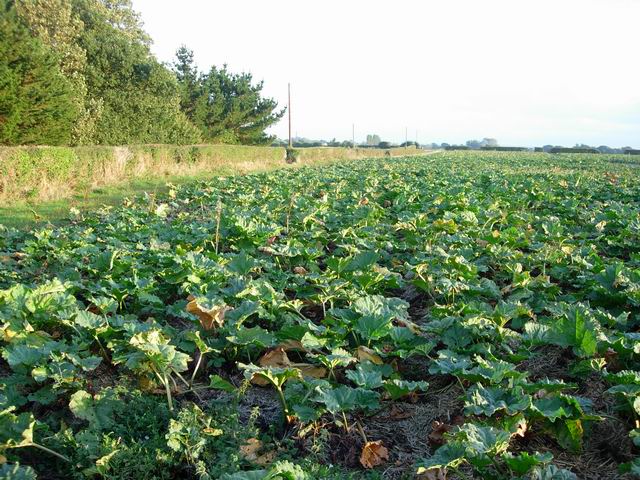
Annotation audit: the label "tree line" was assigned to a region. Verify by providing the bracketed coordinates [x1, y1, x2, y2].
[0, 0, 283, 146]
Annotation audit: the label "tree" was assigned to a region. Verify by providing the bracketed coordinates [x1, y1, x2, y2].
[0, 0, 78, 145]
[481, 138, 498, 147]
[14, 0, 103, 144]
[73, 0, 200, 144]
[173, 48, 284, 145]
[173, 46, 206, 121]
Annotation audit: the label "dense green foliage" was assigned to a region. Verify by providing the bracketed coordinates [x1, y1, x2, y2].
[73, 0, 200, 145]
[173, 47, 284, 145]
[550, 147, 599, 154]
[0, 0, 281, 146]
[1, 152, 639, 479]
[0, 0, 78, 145]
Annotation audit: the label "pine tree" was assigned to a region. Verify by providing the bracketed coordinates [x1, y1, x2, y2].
[173, 48, 285, 145]
[0, 0, 78, 145]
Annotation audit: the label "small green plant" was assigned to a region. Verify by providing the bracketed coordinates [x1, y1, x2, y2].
[111, 329, 191, 411]
[0, 409, 70, 463]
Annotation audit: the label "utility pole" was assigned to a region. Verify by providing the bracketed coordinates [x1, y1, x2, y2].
[288, 83, 292, 148]
[352, 123, 355, 148]
[405, 127, 408, 147]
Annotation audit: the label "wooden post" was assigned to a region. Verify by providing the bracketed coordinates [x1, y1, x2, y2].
[288, 83, 292, 148]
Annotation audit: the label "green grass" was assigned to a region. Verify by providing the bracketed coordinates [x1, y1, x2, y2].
[0, 172, 219, 229]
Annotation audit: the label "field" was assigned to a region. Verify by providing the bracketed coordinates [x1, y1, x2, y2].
[1, 151, 639, 479]
[0, 145, 419, 229]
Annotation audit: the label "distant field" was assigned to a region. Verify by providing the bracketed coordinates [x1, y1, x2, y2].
[1, 151, 639, 479]
[0, 145, 422, 228]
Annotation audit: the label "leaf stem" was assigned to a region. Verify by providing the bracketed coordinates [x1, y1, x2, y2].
[174, 370, 203, 402]
[214, 199, 222, 254]
[355, 421, 368, 443]
[151, 366, 173, 411]
[342, 411, 350, 433]
[190, 351, 203, 387]
[17, 443, 71, 463]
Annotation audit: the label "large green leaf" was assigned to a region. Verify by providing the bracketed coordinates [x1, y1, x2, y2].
[69, 390, 117, 430]
[383, 379, 429, 400]
[345, 365, 383, 389]
[464, 384, 531, 416]
[548, 306, 600, 358]
[416, 442, 467, 473]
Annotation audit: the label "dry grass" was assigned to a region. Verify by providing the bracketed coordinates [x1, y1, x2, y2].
[0, 144, 425, 205]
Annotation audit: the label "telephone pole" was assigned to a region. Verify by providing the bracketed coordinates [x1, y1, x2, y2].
[288, 83, 292, 148]
[352, 123, 355, 148]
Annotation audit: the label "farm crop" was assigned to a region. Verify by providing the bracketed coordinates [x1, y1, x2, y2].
[0, 151, 639, 479]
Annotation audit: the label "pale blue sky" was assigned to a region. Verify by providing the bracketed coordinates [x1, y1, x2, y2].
[132, 0, 639, 147]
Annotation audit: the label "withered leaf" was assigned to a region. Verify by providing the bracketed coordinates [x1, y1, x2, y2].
[428, 421, 452, 447]
[417, 467, 447, 480]
[356, 346, 383, 365]
[186, 295, 229, 330]
[253, 347, 326, 385]
[360, 440, 389, 469]
[239, 438, 277, 466]
[259, 347, 291, 368]
[291, 363, 327, 379]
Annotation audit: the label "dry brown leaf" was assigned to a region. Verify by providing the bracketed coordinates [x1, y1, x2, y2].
[255, 450, 277, 466]
[417, 467, 447, 480]
[604, 347, 619, 368]
[428, 421, 452, 447]
[395, 318, 421, 334]
[251, 348, 292, 385]
[388, 404, 412, 420]
[291, 363, 327, 379]
[87, 304, 101, 314]
[186, 296, 229, 330]
[356, 346, 383, 365]
[359, 440, 389, 469]
[239, 437, 262, 460]
[293, 266, 308, 275]
[451, 415, 464, 426]
[240, 438, 276, 466]
[359, 197, 369, 206]
[513, 418, 528, 438]
[406, 391, 419, 403]
[253, 347, 326, 384]
[259, 347, 291, 368]
[277, 339, 306, 352]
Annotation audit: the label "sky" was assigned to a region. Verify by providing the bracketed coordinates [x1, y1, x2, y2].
[132, 0, 639, 147]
